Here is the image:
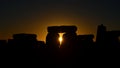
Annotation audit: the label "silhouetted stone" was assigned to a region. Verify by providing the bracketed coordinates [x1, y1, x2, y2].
[0, 40, 7, 48]
[96, 24, 120, 48]
[61, 32, 77, 48]
[60, 26, 77, 33]
[0, 24, 120, 66]
[46, 32, 60, 49]
[106, 31, 120, 48]
[46, 25, 78, 64]
[96, 24, 106, 44]
[7, 39, 15, 49]
[13, 33, 37, 41]
[77, 35, 94, 48]
[46, 25, 77, 49]
[47, 26, 60, 33]
[47, 26, 77, 33]
[37, 41, 46, 49]
[12, 33, 37, 49]
[60, 32, 77, 62]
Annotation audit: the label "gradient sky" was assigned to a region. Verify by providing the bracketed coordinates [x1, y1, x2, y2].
[0, 0, 120, 41]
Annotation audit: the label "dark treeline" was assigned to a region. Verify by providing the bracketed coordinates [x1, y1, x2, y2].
[0, 24, 120, 67]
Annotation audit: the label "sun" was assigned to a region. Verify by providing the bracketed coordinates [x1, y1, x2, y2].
[58, 33, 64, 46]
[59, 37, 63, 43]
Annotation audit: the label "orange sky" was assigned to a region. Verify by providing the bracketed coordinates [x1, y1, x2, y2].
[0, 0, 120, 41]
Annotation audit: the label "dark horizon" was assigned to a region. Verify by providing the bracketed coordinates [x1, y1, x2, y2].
[0, 24, 120, 42]
[0, 25, 120, 67]
[0, 24, 120, 44]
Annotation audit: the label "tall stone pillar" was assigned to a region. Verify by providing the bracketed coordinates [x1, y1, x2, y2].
[60, 26, 77, 61]
[46, 26, 60, 64]
[96, 24, 107, 45]
[60, 26, 77, 49]
[46, 26, 60, 49]
[46, 32, 59, 49]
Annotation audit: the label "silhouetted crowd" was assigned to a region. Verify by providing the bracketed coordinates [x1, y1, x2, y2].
[0, 24, 120, 67]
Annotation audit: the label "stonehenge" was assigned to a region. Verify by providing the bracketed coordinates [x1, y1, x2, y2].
[46, 26, 77, 48]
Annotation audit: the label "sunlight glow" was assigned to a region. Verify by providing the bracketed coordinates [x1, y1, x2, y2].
[58, 33, 64, 46]
[59, 37, 63, 43]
